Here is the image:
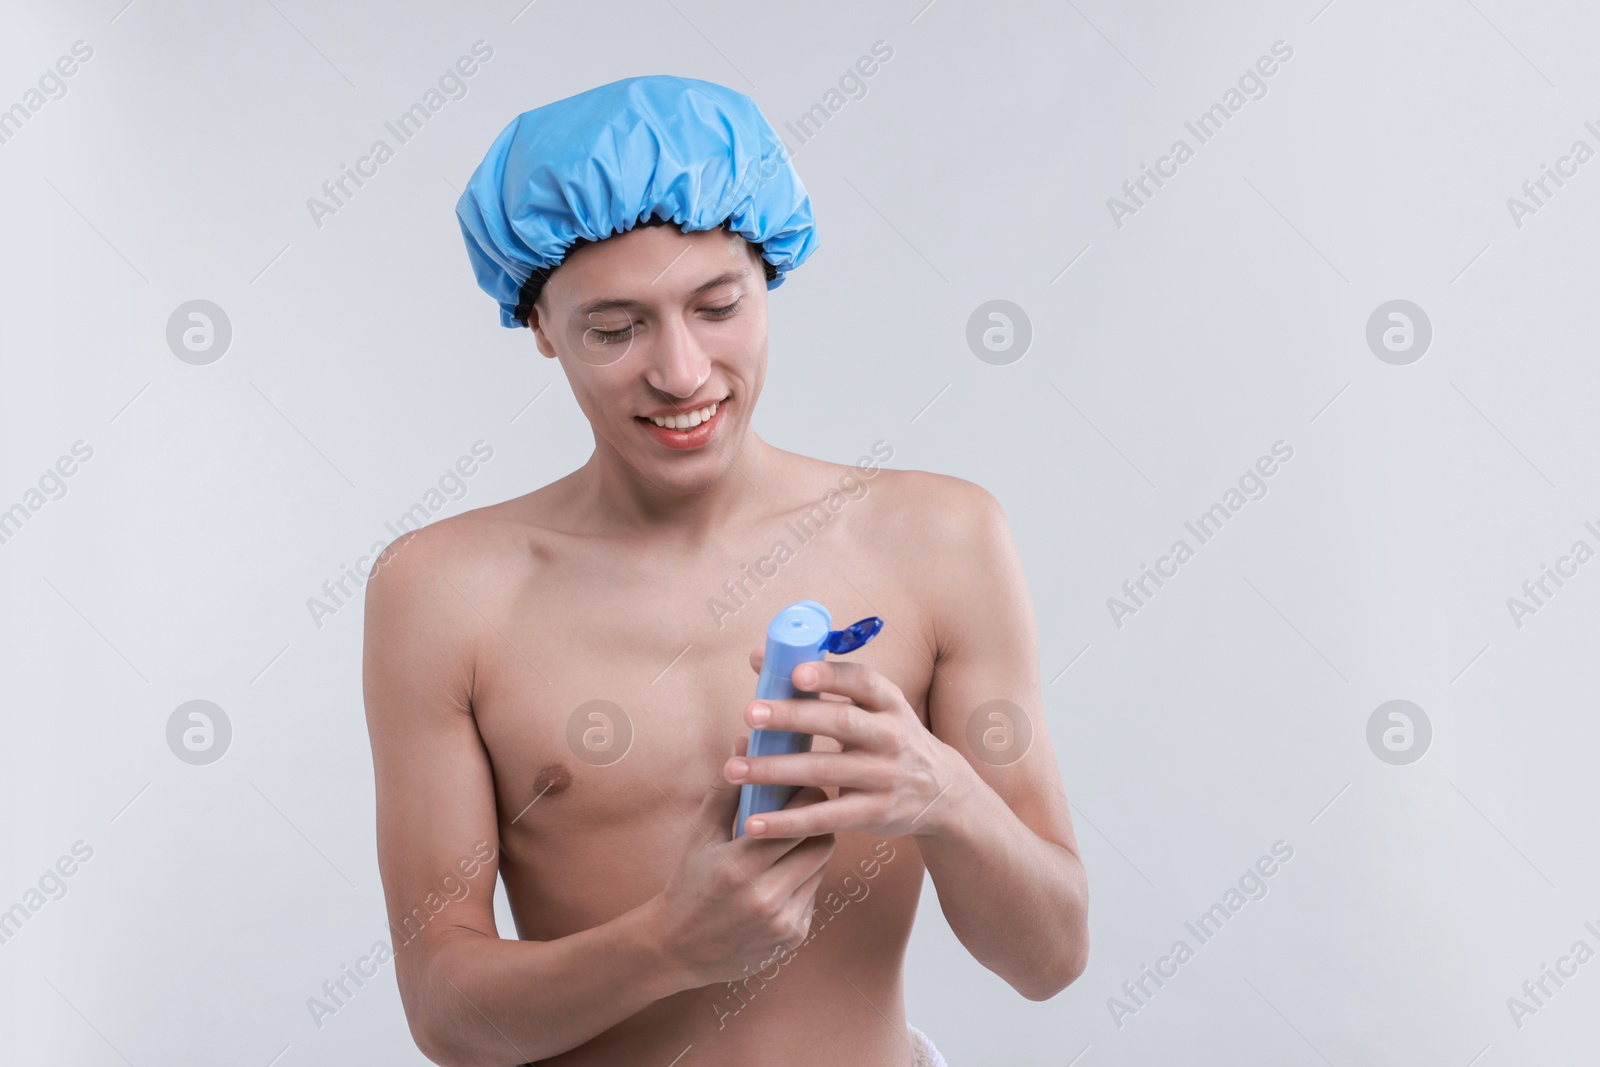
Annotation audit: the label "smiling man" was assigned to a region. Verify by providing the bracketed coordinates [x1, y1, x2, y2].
[361, 75, 1088, 1066]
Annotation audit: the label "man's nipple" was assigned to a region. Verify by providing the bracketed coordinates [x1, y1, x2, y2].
[530, 762, 574, 800]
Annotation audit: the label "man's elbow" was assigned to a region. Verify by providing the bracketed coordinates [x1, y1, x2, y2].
[407, 1008, 510, 1067]
[1016, 858, 1090, 1001]
[408, 1020, 461, 1067]
[1016, 893, 1089, 1002]
[398, 964, 500, 1067]
[403, 998, 471, 1067]
[1017, 936, 1089, 1002]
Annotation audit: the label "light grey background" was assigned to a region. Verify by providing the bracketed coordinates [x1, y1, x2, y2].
[3, 0, 1597, 1063]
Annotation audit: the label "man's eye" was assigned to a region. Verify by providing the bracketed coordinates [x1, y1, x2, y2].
[588, 323, 633, 344]
[704, 298, 742, 319]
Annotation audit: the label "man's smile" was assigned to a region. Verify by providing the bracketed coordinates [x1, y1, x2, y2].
[635, 396, 729, 450]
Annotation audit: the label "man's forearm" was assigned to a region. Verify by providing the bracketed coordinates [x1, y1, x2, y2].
[406, 896, 689, 1066]
[916, 757, 1089, 1001]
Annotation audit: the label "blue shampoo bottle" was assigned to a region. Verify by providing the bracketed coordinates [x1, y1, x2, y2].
[735, 601, 882, 837]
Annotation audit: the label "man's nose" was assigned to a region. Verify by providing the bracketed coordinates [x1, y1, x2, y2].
[644, 313, 710, 398]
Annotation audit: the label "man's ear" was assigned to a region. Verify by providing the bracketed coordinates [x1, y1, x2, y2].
[527, 306, 559, 360]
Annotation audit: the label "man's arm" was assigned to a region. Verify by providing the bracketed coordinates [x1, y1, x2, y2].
[362, 528, 687, 1065]
[363, 524, 837, 1064]
[912, 476, 1090, 1000]
[726, 474, 1090, 999]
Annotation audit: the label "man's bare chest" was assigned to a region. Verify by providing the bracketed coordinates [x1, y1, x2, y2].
[467, 540, 933, 848]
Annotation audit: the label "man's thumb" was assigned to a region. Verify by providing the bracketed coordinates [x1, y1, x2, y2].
[695, 735, 747, 840]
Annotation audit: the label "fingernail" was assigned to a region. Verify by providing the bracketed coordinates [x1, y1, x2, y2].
[747, 818, 766, 835]
[727, 758, 749, 780]
[750, 703, 771, 725]
[794, 665, 815, 686]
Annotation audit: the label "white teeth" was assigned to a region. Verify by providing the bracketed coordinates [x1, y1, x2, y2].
[649, 400, 719, 430]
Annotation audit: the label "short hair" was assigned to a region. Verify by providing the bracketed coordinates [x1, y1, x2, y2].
[515, 214, 777, 327]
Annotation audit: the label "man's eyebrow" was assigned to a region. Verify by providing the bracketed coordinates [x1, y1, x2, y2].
[571, 268, 751, 317]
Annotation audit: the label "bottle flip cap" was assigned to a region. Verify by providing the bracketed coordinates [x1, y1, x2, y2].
[764, 600, 882, 672]
[823, 615, 883, 654]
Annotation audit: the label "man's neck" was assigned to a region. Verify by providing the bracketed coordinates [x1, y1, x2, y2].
[571, 432, 788, 542]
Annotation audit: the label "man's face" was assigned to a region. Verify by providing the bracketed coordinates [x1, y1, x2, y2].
[530, 224, 770, 495]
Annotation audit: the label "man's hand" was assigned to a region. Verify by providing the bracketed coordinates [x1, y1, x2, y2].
[651, 735, 837, 987]
[724, 650, 969, 839]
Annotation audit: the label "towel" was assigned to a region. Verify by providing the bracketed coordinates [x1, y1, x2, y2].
[909, 1023, 948, 1067]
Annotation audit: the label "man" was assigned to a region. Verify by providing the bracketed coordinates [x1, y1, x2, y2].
[362, 75, 1088, 1066]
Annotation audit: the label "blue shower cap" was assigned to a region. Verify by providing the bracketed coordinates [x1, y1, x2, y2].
[456, 74, 819, 328]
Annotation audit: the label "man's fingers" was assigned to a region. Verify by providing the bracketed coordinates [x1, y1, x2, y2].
[743, 784, 850, 839]
[748, 646, 764, 674]
[767, 827, 836, 889]
[786, 853, 832, 921]
[737, 752, 885, 791]
[696, 737, 748, 841]
[744, 697, 890, 748]
[790, 659, 902, 711]
[746, 792, 877, 839]
[796, 862, 828, 901]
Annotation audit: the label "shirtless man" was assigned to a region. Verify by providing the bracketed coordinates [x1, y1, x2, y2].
[362, 76, 1088, 1066]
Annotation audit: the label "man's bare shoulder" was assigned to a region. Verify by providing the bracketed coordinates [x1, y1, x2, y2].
[868, 467, 1000, 512]
[852, 466, 1009, 549]
[362, 486, 568, 609]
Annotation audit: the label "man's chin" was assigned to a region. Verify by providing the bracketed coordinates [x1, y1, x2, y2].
[614, 434, 742, 496]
